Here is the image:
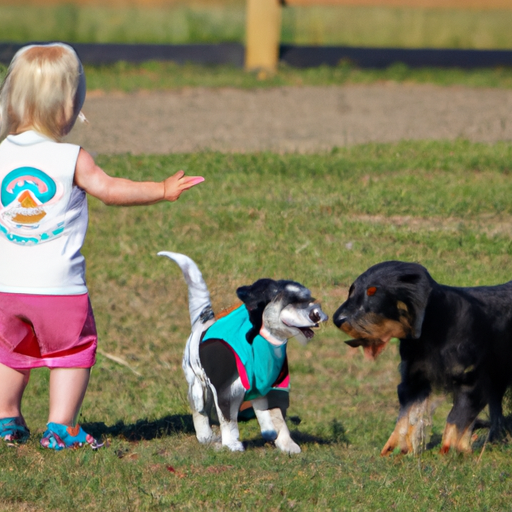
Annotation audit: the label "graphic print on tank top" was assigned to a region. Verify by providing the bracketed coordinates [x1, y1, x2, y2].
[0, 166, 65, 245]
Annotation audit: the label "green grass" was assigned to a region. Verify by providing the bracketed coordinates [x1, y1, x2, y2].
[81, 61, 512, 92]
[4, 60, 512, 92]
[3, 141, 512, 510]
[2, 3, 512, 49]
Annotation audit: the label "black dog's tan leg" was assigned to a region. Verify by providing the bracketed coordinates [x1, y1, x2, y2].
[440, 423, 474, 454]
[441, 387, 485, 453]
[381, 398, 431, 456]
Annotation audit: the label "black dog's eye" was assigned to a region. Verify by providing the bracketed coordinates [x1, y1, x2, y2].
[367, 286, 377, 296]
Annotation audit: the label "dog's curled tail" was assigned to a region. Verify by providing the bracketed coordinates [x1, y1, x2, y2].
[157, 251, 214, 327]
[158, 251, 216, 414]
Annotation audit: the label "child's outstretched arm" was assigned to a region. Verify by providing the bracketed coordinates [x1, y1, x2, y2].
[74, 149, 204, 205]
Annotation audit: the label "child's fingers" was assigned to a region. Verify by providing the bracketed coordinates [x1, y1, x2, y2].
[181, 176, 205, 188]
[164, 173, 204, 201]
[176, 176, 204, 193]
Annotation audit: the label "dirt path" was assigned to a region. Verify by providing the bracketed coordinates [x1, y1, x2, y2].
[66, 83, 512, 154]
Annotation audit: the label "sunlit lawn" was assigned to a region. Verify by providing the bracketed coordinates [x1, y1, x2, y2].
[2, 142, 512, 510]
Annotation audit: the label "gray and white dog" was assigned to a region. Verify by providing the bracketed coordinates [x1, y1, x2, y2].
[159, 252, 328, 453]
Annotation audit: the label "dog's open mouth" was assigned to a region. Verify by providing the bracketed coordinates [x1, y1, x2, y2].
[297, 326, 316, 340]
[281, 319, 319, 340]
[279, 304, 328, 344]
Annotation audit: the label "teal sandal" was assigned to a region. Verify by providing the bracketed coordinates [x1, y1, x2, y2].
[40, 422, 103, 451]
[0, 417, 30, 444]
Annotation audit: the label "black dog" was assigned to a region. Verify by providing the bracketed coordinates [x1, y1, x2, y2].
[333, 261, 512, 455]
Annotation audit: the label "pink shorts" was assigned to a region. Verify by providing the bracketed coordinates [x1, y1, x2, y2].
[0, 292, 97, 370]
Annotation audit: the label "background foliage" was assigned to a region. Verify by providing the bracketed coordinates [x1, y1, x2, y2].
[1, 1, 512, 49]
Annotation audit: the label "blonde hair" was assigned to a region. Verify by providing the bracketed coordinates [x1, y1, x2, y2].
[0, 43, 86, 141]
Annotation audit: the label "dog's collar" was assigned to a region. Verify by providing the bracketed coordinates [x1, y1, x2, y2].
[259, 326, 287, 347]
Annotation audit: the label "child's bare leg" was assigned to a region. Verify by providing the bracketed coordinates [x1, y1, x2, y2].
[48, 368, 90, 426]
[0, 362, 30, 420]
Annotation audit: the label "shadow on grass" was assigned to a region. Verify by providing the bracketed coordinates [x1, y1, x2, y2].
[83, 414, 195, 441]
[426, 433, 443, 451]
[243, 430, 350, 450]
[82, 414, 351, 447]
[242, 417, 351, 449]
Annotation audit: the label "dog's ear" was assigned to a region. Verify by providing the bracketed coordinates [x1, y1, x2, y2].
[410, 308, 426, 339]
[237, 279, 279, 344]
[236, 284, 254, 307]
[236, 279, 278, 310]
[398, 273, 423, 285]
[396, 271, 432, 339]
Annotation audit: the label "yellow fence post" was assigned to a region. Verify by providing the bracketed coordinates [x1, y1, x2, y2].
[245, 0, 283, 72]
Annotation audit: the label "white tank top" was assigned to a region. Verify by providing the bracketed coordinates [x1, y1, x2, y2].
[0, 131, 88, 295]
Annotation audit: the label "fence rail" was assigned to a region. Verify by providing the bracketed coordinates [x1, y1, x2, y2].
[3, 42, 512, 70]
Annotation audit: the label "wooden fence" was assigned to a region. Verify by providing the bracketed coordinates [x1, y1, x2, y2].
[245, 0, 512, 71]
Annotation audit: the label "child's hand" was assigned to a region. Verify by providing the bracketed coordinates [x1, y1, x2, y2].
[75, 150, 204, 205]
[163, 171, 204, 202]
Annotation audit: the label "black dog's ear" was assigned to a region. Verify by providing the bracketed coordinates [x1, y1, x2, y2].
[411, 309, 426, 339]
[398, 271, 433, 339]
[398, 273, 423, 285]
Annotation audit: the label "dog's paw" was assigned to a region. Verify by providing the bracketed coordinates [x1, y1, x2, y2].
[275, 437, 301, 454]
[197, 434, 221, 445]
[224, 440, 245, 452]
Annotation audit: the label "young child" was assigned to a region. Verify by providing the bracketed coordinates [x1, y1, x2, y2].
[0, 43, 204, 450]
